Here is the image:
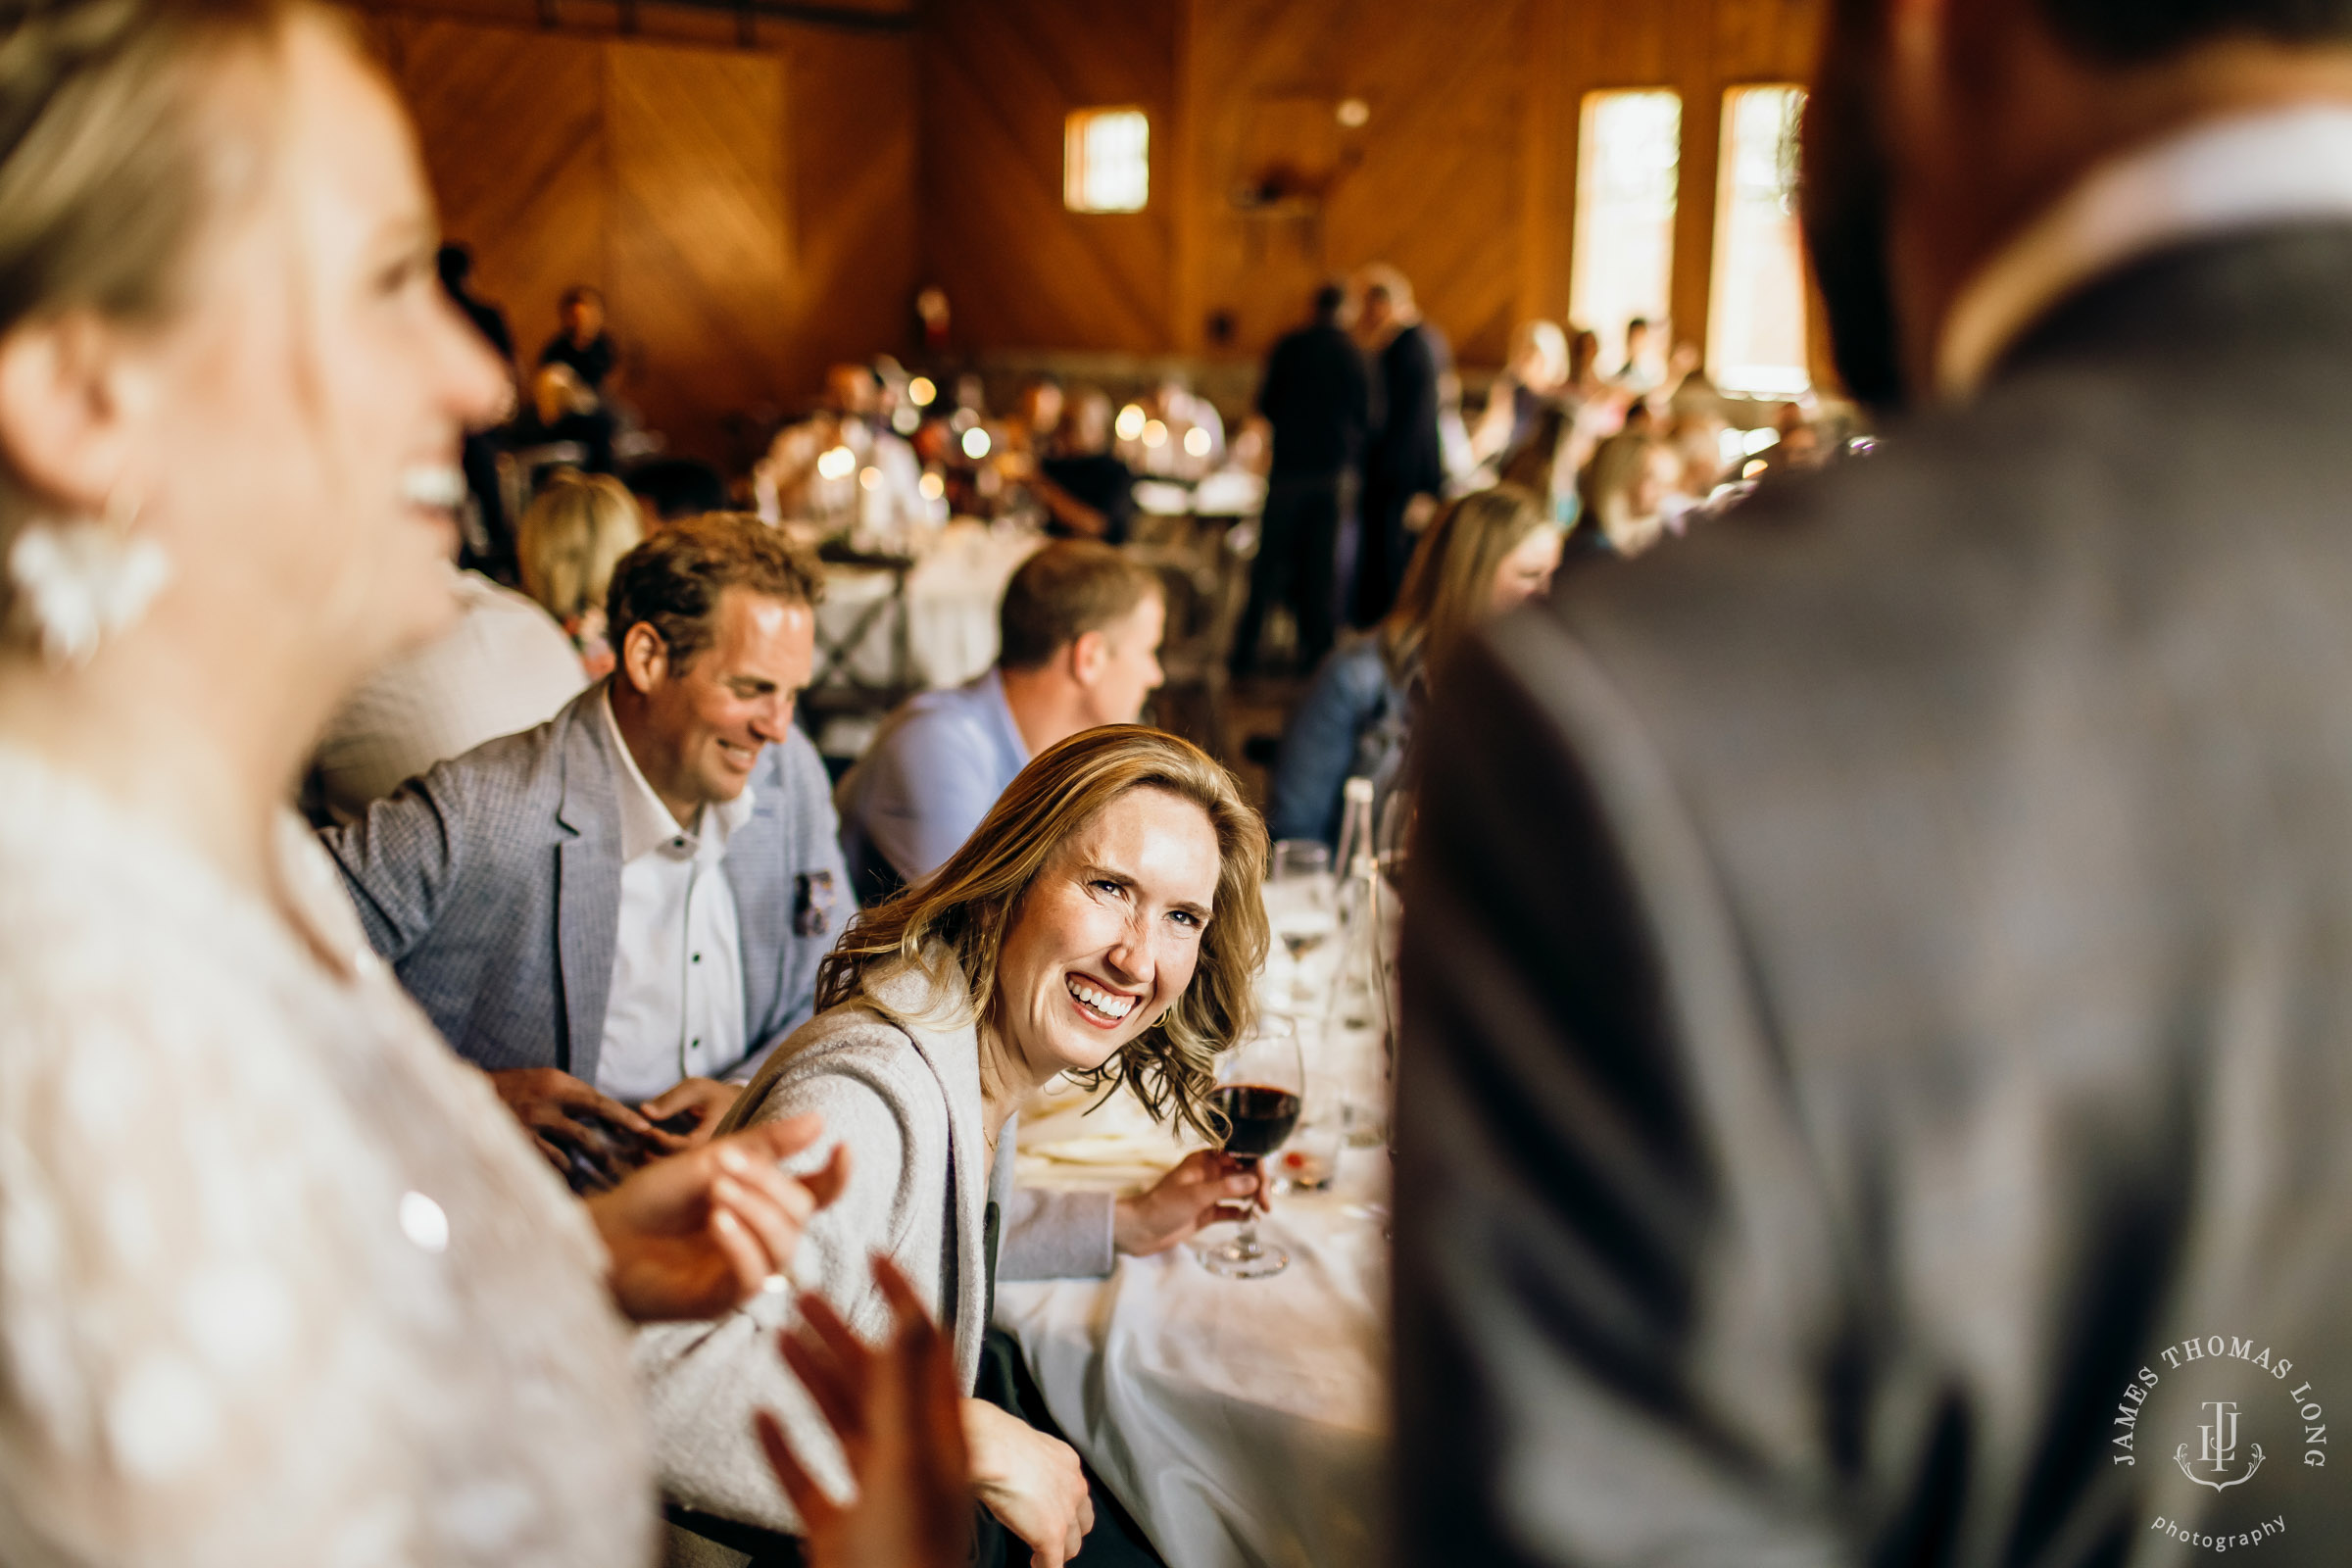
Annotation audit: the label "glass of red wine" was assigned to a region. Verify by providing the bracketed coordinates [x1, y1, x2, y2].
[1198, 1014, 1304, 1280]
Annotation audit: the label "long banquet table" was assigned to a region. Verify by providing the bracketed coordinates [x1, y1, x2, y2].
[997, 945, 1393, 1568]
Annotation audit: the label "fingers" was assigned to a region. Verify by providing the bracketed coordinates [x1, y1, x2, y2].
[802, 1143, 853, 1209]
[639, 1079, 704, 1120]
[707, 1205, 768, 1298]
[735, 1112, 826, 1165]
[780, 1329, 864, 1450]
[718, 1142, 819, 1231]
[754, 1408, 839, 1532]
[578, 1084, 663, 1142]
[532, 1135, 570, 1173]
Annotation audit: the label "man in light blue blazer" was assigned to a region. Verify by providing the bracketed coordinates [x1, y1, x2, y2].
[322, 516, 849, 1186]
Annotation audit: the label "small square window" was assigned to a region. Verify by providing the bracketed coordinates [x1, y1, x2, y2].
[1065, 108, 1150, 214]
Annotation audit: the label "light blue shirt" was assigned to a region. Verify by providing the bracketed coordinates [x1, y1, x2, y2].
[835, 667, 1031, 896]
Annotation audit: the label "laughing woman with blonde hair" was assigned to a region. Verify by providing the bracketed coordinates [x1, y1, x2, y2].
[642, 724, 1271, 1566]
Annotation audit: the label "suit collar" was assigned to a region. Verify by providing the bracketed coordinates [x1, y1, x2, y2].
[1941, 105, 2352, 402]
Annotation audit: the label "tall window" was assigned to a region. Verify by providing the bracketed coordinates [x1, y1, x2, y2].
[1708, 84, 1810, 397]
[1570, 89, 1681, 375]
[1064, 108, 1150, 213]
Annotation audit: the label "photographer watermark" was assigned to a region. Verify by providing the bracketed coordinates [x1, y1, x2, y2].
[2110, 1334, 2328, 1549]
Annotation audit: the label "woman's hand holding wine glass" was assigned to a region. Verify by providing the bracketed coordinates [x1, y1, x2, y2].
[1197, 1014, 1304, 1280]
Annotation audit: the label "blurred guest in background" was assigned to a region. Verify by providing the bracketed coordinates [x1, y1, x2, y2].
[756, 363, 929, 536]
[646, 725, 1268, 1567]
[1613, 314, 1664, 394]
[1398, 0, 2352, 1562]
[1035, 387, 1137, 543]
[1233, 281, 1370, 677]
[1575, 430, 1684, 558]
[1269, 484, 1561, 851]
[1354, 264, 1451, 625]
[0, 4, 836, 1558]
[1008, 375, 1064, 462]
[516, 468, 645, 676]
[437, 241, 518, 578]
[534, 282, 619, 472]
[307, 562, 585, 825]
[836, 542, 1164, 898]
[1471, 319, 1569, 466]
[322, 517, 850, 1188]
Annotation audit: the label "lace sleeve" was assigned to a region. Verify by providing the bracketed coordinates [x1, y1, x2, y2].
[0, 953, 435, 1566]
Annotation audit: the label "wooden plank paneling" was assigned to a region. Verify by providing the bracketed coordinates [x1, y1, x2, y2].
[369, 4, 918, 465]
[605, 40, 789, 443]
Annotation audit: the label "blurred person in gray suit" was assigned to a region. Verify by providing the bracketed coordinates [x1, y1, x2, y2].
[1397, 1, 2352, 1563]
[322, 514, 849, 1188]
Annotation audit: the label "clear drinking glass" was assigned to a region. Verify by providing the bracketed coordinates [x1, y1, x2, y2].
[1198, 1015, 1304, 1280]
[1266, 840, 1336, 1005]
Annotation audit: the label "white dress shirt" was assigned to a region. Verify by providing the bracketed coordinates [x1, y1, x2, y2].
[1939, 104, 2352, 401]
[594, 690, 750, 1103]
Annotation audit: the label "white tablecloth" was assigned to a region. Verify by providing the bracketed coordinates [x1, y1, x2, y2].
[813, 520, 1043, 692]
[998, 1055, 1392, 1567]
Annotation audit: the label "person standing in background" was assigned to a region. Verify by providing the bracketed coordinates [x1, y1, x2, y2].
[1233, 282, 1369, 676]
[437, 242, 518, 581]
[1353, 264, 1448, 626]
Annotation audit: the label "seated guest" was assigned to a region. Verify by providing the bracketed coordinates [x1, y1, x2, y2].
[642, 724, 1270, 1563]
[515, 467, 645, 677]
[306, 563, 586, 825]
[836, 541, 1164, 896]
[755, 363, 928, 532]
[1576, 429, 1684, 558]
[321, 515, 851, 1186]
[1035, 387, 1138, 543]
[1268, 483, 1563, 850]
[1470, 318, 1569, 465]
[533, 283, 619, 471]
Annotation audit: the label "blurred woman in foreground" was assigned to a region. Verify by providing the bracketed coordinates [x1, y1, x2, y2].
[0, 2, 831, 1558]
[1267, 483, 1565, 849]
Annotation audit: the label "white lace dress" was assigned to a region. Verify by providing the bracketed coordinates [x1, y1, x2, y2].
[0, 746, 654, 1566]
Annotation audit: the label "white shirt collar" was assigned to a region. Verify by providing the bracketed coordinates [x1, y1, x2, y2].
[598, 683, 755, 862]
[1938, 103, 2352, 402]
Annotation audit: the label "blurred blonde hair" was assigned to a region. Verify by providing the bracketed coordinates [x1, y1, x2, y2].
[1380, 483, 1556, 684]
[515, 470, 643, 624]
[816, 726, 1270, 1144]
[0, 0, 305, 564]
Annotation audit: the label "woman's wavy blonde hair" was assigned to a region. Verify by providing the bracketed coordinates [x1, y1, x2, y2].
[816, 725, 1269, 1143]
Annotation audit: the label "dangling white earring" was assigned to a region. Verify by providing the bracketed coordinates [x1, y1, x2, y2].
[6, 485, 172, 669]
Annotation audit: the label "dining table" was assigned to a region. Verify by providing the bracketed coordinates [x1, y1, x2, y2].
[997, 915, 1394, 1568]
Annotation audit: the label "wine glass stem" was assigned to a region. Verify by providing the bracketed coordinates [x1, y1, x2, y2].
[1234, 1156, 1265, 1256]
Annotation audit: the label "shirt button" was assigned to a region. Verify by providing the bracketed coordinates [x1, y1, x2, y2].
[691, 1038, 701, 1050]
[692, 953, 702, 963]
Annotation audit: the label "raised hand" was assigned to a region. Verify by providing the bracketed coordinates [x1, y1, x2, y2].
[757, 1255, 975, 1568]
[587, 1114, 851, 1323]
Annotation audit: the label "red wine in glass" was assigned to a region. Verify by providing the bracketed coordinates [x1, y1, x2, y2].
[1211, 1085, 1300, 1159]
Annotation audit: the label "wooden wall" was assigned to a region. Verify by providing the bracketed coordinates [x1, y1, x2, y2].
[361, 0, 920, 466]
[923, 0, 1826, 372]
[354, 0, 1822, 462]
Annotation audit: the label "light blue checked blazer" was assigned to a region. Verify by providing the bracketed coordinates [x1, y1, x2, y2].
[319, 681, 850, 1086]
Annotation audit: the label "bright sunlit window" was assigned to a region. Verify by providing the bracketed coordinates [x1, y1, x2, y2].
[1569, 89, 1681, 376]
[1064, 108, 1150, 213]
[1708, 84, 1811, 398]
